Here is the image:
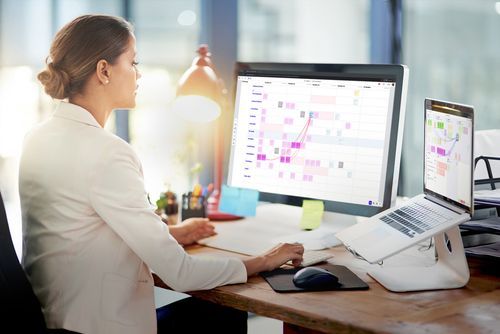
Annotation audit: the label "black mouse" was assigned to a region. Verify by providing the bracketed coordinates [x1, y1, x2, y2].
[292, 267, 340, 290]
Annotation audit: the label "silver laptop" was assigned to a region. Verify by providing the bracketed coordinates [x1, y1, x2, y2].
[336, 98, 474, 264]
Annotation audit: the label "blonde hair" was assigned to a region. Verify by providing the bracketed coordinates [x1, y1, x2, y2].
[38, 15, 133, 99]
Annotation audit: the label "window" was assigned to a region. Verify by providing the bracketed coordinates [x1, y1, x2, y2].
[400, 0, 500, 196]
[0, 0, 202, 207]
[0, 0, 124, 257]
[129, 0, 200, 198]
[238, 0, 370, 63]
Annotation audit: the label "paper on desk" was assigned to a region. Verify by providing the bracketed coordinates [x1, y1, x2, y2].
[219, 185, 259, 217]
[465, 241, 500, 259]
[474, 188, 500, 205]
[461, 217, 500, 233]
[271, 226, 341, 250]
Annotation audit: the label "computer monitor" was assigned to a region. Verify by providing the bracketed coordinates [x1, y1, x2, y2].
[227, 63, 409, 217]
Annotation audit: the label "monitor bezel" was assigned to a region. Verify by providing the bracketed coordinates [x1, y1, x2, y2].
[229, 63, 409, 217]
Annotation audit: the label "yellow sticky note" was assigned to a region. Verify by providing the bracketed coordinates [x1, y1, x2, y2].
[299, 200, 324, 230]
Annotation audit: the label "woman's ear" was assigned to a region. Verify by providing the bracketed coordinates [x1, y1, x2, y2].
[96, 59, 111, 85]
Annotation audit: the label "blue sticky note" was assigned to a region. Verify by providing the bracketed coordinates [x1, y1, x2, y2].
[219, 185, 259, 217]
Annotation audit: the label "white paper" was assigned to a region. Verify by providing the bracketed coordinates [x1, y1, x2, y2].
[474, 188, 500, 204]
[461, 217, 500, 233]
[465, 241, 500, 258]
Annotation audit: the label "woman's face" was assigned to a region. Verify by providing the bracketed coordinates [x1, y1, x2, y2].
[108, 34, 141, 109]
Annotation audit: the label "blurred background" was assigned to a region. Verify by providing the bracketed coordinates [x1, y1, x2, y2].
[1, 0, 500, 255]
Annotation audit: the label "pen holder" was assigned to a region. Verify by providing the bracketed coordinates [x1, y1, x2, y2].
[181, 193, 207, 221]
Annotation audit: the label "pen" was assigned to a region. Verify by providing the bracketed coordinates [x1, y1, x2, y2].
[193, 184, 202, 197]
[206, 183, 214, 198]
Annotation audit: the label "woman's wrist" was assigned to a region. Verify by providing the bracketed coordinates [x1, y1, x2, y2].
[242, 255, 269, 277]
[261, 255, 272, 272]
[168, 225, 185, 245]
[243, 243, 304, 276]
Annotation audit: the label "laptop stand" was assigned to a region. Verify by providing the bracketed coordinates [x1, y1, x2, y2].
[368, 225, 470, 292]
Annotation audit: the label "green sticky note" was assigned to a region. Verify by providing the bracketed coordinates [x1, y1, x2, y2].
[299, 200, 324, 230]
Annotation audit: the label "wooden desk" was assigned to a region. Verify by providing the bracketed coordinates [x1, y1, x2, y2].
[154, 245, 500, 334]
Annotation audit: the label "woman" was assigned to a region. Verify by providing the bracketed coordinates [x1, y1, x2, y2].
[20, 15, 303, 334]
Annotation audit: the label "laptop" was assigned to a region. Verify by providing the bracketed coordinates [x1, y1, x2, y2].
[336, 98, 474, 264]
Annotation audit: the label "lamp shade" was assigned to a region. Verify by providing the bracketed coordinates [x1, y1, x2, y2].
[172, 45, 223, 122]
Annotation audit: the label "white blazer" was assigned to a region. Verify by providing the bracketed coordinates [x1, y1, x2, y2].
[19, 102, 247, 334]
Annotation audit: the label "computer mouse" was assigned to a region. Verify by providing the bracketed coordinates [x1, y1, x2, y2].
[292, 267, 340, 290]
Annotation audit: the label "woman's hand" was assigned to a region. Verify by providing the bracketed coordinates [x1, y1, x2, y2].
[169, 218, 216, 246]
[243, 243, 304, 276]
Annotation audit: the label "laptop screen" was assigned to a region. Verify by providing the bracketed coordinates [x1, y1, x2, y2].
[424, 99, 474, 213]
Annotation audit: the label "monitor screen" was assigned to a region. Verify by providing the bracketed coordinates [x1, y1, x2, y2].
[423, 99, 474, 212]
[227, 63, 408, 217]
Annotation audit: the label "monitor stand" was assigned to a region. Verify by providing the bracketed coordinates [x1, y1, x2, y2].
[368, 226, 470, 292]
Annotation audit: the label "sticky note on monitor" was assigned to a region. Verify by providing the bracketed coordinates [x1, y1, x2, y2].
[219, 185, 259, 217]
[299, 200, 324, 230]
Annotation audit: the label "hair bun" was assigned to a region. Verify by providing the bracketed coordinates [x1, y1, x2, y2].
[37, 62, 71, 99]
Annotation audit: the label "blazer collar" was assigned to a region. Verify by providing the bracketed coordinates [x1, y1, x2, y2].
[53, 101, 102, 128]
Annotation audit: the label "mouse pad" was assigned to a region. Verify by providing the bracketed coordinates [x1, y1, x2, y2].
[260, 264, 369, 292]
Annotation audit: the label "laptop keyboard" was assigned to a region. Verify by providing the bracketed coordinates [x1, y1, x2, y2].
[380, 202, 456, 238]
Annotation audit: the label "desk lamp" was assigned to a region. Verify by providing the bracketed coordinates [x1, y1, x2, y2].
[172, 44, 241, 221]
